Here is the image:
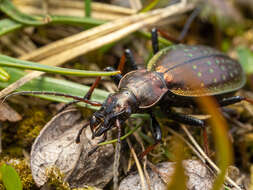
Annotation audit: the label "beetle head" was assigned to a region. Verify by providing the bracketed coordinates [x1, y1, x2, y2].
[90, 90, 138, 138]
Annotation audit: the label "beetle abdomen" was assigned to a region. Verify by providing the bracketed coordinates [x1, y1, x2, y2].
[147, 44, 246, 97]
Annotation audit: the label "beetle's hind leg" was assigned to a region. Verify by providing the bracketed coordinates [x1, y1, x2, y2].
[217, 96, 246, 107]
[166, 110, 205, 127]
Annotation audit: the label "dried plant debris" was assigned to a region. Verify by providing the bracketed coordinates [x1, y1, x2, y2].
[30, 109, 114, 189]
[0, 103, 22, 122]
[119, 160, 214, 190]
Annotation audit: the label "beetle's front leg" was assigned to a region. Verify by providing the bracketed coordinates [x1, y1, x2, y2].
[104, 67, 122, 85]
[139, 111, 161, 159]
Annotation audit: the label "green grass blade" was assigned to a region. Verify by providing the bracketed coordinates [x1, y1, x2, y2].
[0, 0, 45, 25]
[0, 66, 10, 81]
[0, 18, 22, 36]
[136, 31, 172, 46]
[0, 67, 109, 109]
[0, 0, 105, 27]
[0, 164, 22, 190]
[0, 54, 120, 76]
[85, 0, 92, 17]
[237, 46, 253, 74]
[140, 0, 161, 13]
[50, 15, 105, 26]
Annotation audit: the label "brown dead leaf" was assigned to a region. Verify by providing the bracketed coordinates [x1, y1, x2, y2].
[30, 109, 114, 189]
[0, 103, 22, 122]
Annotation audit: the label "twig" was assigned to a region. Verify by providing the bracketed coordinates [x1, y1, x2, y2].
[133, 132, 151, 190]
[113, 140, 121, 190]
[181, 125, 242, 190]
[129, 0, 142, 11]
[166, 127, 205, 163]
[113, 119, 122, 190]
[126, 138, 147, 190]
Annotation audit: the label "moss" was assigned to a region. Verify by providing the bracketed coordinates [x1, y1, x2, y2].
[15, 107, 49, 148]
[0, 184, 4, 190]
[46, 168, 70, 190]
[3, 146, 23, 158]
[0, 157, 36, 190]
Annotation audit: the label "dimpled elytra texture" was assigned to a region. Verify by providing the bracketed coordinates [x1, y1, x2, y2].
[148, 44, 246, 97]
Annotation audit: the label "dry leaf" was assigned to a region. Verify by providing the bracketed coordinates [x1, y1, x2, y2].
[0, 103, 22, 122]
[119, 160, 214, 190]
[30, 109, 114, 189]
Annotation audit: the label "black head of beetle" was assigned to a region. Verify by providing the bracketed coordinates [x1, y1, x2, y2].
[90, 89, 138, 138]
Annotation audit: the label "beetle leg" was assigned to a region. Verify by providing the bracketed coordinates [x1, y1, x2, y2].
[154, 8, 200, 44]
[75, 122, 89, 143]
[149, 112, 162, 142]
[177, 7, 201, 41]
[104, 66, 123, 85]
[167, 111, 205, 127]
[139, 112, 161, 159]
[217, 96, 245, 107]
[151, 28, 159, 54]
[125, 49, 138, 70]
[88, 132, 107, 156]
[58, 76, 102, 113]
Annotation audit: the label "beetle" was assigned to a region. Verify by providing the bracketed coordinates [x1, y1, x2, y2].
[80, 28, 248, 146]
[4, 28, 249, 147]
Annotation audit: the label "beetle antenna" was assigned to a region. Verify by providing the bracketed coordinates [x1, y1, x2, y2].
[2, 91, 102, 106]
[75, 123, 89, 143]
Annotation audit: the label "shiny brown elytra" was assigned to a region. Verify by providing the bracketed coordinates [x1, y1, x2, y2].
[90, 44, 246, 138]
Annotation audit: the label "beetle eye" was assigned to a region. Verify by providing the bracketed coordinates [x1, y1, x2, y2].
[90, 115, 100, 127]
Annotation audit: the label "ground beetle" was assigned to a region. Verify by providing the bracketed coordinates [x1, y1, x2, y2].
[5, 28, 249, 147]
[83, 28, 247, 144]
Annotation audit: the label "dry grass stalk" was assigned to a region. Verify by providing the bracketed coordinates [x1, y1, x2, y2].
[180, 125, 242, 190]
[14, 0, 136, 20]
[0, 0, 193, 98]
[129, 0, 142, 10]
[126, 138, 148, 190]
